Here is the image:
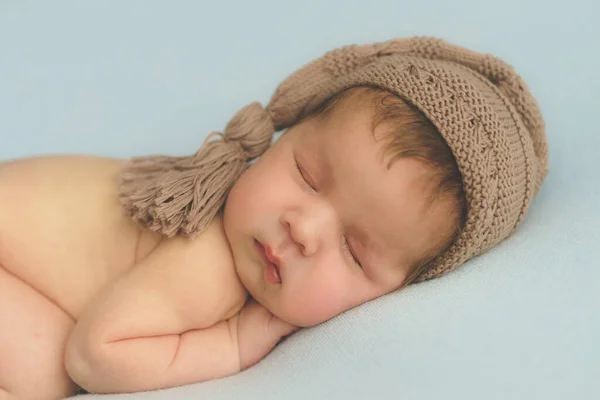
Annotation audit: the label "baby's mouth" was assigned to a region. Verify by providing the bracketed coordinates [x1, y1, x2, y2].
[253, 239, 282, 284]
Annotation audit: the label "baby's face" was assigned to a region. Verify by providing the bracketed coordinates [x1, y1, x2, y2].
[223, 101, 451, 327]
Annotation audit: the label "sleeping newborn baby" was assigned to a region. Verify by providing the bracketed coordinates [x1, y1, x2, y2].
[0, 37, 547, 399]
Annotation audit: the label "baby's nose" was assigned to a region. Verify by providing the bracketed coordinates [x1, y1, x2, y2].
[280, 204, 338, 258]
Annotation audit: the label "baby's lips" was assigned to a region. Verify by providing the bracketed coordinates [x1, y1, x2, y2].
[263, 244, 282, 269]
[264, 258, 282, 285]
[254, 239, 283, 284]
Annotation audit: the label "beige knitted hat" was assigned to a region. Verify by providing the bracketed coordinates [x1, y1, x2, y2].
[119, 36, 548, 283]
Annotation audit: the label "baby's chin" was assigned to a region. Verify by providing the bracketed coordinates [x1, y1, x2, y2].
[241, 288, 315, 327]
[259, 297, 339, 328]
[267, 307, 316, 328]
[233, 261, 341, 327]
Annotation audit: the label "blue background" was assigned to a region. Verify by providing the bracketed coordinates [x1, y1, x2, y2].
[1, 1, 598, 399]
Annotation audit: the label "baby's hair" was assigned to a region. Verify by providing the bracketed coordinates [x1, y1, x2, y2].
[303, 85, 468, 286]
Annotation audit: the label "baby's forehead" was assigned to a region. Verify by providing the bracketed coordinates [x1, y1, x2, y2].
[375, 170, 458, 268]
[324, 132, 452, 249]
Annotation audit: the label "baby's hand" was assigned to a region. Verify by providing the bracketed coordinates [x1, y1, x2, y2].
[235, 298, 298, 370]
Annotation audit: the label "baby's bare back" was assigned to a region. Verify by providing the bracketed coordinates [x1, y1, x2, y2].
[0, 155, 252, 397]
[0, 155, 165, 319]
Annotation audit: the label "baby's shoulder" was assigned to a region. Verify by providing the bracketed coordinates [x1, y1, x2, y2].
[0, 155, 125, 230]
[143, 216, 248, 325]
[0, 155, 146, 317]
[179, 216, 247, 317]
[0, 154, 124, 199]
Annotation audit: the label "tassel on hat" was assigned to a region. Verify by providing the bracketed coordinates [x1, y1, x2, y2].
[118, 37, 548, 282]
[118, 102, 274, 237]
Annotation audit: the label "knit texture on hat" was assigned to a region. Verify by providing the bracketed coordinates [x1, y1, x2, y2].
[118, 37, 548, 283]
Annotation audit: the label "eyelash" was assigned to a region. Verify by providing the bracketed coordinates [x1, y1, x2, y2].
[294, 159, 316, 192]
[342, 236, 363, 269]
[294, 158, 363, 269]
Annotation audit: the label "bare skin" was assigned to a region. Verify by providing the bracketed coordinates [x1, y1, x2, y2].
[0, 88, 455, 399]
[0, 156, 292, 399]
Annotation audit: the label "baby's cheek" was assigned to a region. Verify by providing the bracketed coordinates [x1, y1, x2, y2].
[283, 277, 350, 327]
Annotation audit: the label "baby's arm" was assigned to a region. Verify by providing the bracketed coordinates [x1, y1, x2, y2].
[65, 228, 249, 393]
[234, 298, 299, 370]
